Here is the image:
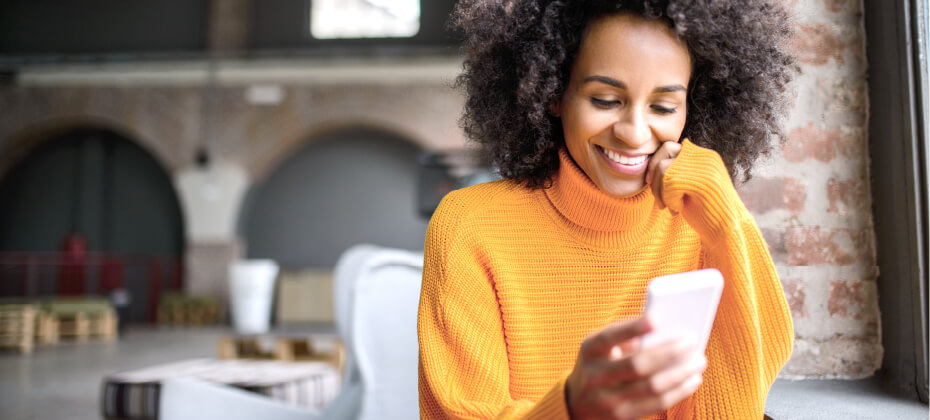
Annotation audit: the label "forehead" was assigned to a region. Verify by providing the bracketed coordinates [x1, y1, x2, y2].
[572, 13, 691, 84]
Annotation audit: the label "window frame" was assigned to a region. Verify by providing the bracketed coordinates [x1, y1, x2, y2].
[863, 0, 929, 402]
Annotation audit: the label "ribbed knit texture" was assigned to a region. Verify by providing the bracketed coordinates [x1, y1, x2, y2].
[418, 140, 794, 419]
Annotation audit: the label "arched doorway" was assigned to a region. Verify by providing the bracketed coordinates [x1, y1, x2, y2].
[0, 128, 184, 321]
[242, 128, 428, 268]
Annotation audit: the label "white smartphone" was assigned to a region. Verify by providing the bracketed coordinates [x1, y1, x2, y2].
[640, 268, 724, 353]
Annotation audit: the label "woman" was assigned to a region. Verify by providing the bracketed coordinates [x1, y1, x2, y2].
[418, 1, 795, 418]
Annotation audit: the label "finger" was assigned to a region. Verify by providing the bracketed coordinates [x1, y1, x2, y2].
[645, 151, 662, 186]
[592, 336, 696, 386]
[608, 336, 643, 361]
[645, 143, 668, 185]
[646, 142, 682, 185]
[651, 162, 666, 209]
[621, 373, 703, 417]
[615, 354, 706, 399]
[652, 158, 676, 209]
[581, 317, 653, 359]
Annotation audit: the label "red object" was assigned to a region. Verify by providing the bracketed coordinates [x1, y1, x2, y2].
[99, 258, 124, 292]
[58, 233, 87, 295]
[171, 259, 184, 292]
[148, 260, 162, 322]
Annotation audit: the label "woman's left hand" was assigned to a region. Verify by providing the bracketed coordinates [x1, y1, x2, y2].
[645, 140, 683, 209]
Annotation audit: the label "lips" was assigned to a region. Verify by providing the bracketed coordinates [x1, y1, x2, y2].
[596, 145, 651, 175]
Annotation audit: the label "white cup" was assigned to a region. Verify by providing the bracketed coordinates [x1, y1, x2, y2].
[229, 259, 279, 334]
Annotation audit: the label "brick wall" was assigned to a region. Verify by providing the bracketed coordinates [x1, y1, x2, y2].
[738, 0, 880, 378]
[0, 82, 466, 179]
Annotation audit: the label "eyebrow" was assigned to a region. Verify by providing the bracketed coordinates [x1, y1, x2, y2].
[582, 75, 686, 93]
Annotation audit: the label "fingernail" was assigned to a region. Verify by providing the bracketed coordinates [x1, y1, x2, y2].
[609, 345, 623, 359]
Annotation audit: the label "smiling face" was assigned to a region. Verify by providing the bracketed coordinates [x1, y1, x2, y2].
[554, 13, 692, 197]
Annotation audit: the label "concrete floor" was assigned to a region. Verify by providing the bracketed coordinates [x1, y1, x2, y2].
[0, 326, 227, 420]
[766, 377, 928, 419]
[1, 327, 926, 420]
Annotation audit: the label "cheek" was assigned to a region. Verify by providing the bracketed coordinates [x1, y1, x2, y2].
[654, 114, 687, 141]
[561, 110, 592, 144]
[563, 109, 611, 142]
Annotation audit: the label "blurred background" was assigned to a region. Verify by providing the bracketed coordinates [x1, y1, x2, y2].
[0, 1, 926, 419]
[0, 0, 477, 323]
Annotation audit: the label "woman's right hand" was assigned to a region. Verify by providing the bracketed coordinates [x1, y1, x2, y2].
[565, 317, 707, 420]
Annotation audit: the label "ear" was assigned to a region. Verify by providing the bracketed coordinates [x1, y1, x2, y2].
[548, 98, 561, 117]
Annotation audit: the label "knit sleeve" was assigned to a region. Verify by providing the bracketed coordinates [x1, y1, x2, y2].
[660, 140, 794, 419]
[417, 191, 572, 420]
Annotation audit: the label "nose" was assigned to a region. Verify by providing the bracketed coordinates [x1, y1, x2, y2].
[612, 107, 652, 149]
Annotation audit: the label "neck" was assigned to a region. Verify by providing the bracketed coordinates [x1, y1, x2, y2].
[544, 148, 658, 239]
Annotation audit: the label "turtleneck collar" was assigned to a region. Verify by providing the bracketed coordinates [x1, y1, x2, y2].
[543, 148, 658, 237]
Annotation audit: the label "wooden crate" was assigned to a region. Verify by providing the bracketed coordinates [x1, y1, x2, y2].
[46, 310, 116, 342]
[157, 305, 223, 326]
[58, 312, 90, 341]
[0, 305, 36, 354]
[157, 294, 223, 327]
[43, 298, 117, 341]
[88, 310, 117, 341]
[218, 336, 345, 372]
[35, 313, 60, 345]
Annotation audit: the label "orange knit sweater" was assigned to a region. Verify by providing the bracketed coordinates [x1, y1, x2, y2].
[418, 140, 794, 419]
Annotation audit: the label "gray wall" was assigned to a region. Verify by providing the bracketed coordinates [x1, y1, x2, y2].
[0, 129, 185, 320]
[242, 128, 428, 268]
[0, 129, 184, 254]
[0, 0, 208, 55]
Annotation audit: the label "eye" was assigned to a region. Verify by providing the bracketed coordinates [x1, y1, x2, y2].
[651, 105, 677, 114]
[591, 98, 620, 108]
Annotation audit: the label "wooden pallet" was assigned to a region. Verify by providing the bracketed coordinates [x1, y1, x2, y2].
[157, 305, 223, 326]
[0, 305, 36, 354]
[89, 310, 117, 341]
[218, 336, 345, 372]
[157, 294, 223, 326]
[35, 313, 60, 345]
[40, 298, 117, 342]
[58, 312, 90, 341]
[56, 310, 116, 341]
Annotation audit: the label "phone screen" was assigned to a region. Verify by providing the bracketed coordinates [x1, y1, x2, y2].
[640, 268, 724, 353]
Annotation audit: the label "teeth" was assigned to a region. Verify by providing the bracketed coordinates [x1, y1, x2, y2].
[601, 147, 647, 165]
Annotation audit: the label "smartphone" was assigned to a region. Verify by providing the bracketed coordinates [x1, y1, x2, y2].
[640, 268, 724, 353]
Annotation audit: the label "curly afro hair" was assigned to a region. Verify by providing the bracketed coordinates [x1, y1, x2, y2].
[450, 0, 794, 187]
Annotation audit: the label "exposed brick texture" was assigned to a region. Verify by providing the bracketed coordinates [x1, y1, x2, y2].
[785, 227, 873, 266]
[784, 336, 883, 379]
[793, 23, 849, 66]
[738, 176, 807, 216]
[826, 177, 869, 216]
[783, 123, 857, 163]
[772, 0, 878, 378]
[781, 277, 808, 319]
[828, 279, 877, 322]
[739, 177, 786, 214]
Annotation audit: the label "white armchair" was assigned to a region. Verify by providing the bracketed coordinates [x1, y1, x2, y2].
[349, 247, 424, 420]
[158, 244, 424, 420]
[160, 376, 320, 420]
